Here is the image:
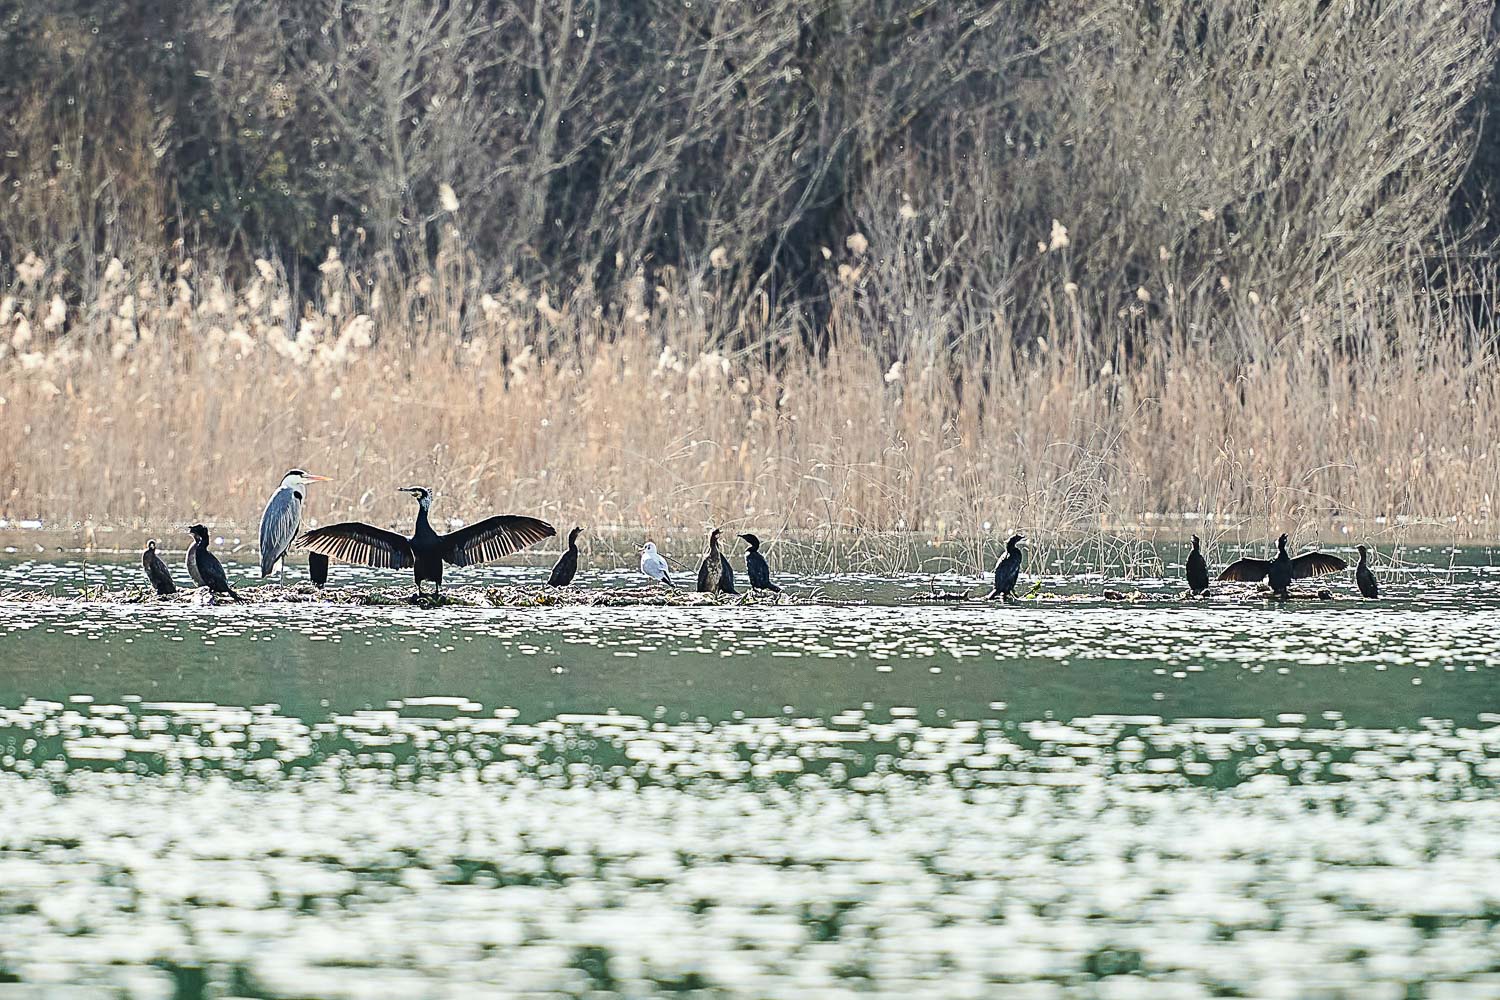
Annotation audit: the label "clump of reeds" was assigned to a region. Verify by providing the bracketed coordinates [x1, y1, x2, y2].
[3, 241, 1499, 576]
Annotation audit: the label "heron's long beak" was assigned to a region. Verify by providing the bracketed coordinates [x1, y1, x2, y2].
[307, 475, 333, 482]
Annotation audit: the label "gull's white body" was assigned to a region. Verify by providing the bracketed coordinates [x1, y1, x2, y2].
[640, 542, 673, 586]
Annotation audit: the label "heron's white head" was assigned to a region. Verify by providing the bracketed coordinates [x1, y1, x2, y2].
[281, 469, 332, 489]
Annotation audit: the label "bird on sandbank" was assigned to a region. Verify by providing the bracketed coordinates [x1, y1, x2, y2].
[141, 539, 176, 596]
[1218, 534, 1346, 597]
[1356, 544, 1379, 599]
[1186, 534, 1210, 596]
[259, 469, 332, 585]
[987, 534, 1025, 601]
[297, 486, 554, 598]
[186, 524, 243, 602]
[739, 533, 780, 592]
[641, 541, 673, 586]
[548, 526, 583, 587]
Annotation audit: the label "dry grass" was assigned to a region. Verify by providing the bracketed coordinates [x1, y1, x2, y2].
[3, 251, 1499, 577]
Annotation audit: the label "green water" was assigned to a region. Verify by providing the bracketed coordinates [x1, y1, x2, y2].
[0, 549, 1497, 998]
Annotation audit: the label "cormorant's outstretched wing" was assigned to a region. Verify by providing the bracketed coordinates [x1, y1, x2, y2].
[442, 515, 555, 567]
[298, 523, 414, 569]
[259, 488, 303, 577]
[1291, 552, 1347, 579]
[1218, 558, 1272, 582]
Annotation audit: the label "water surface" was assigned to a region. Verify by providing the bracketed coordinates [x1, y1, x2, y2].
[0, 550, 1497, 998]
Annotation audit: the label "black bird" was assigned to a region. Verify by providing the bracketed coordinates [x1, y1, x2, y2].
[297, 486, 554, 597]
[739, 533, 781, 592]
[986, 534, 1025, 601]
[1355, 544, 1378, 599]
[697, 528, 731, 594]
[1218, 533, 1347, 597]
[186, 524, 243, 602]
[141, 539, 176, 596]
[548, 526, 583, 587]
[309, 553, 330, 589]
[1186, 534, 1210, 596]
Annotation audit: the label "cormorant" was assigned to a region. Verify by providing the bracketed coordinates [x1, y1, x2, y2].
[987, 534, 1025, 600]
[739, 533, 781, 592]
[1186, 534, 1210, 596]
[309, 553, 329, 589]
[641, 541, 673, 586]
[697, 528, 734, 594]
[549, 526, 583, 587]
[1218, 534, 1347, 597]
[296, 486, 554, 597]
[184, 533, 203, 587]
[186, 524, 243, 601]
[259, 469, 332, 584]
[141, 539, 176, 595]
[1356, 545, 1378, 599]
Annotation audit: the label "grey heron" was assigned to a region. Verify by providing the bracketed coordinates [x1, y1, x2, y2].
[259, 469, 332, 584]
[296, 486, 554, 598]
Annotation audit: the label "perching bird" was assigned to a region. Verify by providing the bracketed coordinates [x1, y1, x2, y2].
[186, 524, 243, 602]
[739, 533, 780, 592]
[1186, 534, 1210, 596]
[141, 539, 176, 596]
[641, 541, 673, 586]
[1218, 533, 1347, 597]
[297, 486, 554, 598]
[183, 533, 203, 587]
[1355, 544, 1379, 599]
[309, 553, 329, 589]
[259, 469, 332, 584]
[987, 534, 1025, 601]
[548, 526, 583, 587]
[697, 528, 727, 594]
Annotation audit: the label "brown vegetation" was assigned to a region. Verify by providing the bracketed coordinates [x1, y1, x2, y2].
[2, 0, 1500, 560]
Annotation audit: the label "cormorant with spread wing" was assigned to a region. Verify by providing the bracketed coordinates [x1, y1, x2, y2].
[297, 486, 554, 597]
[1218, 533, 1346, 597]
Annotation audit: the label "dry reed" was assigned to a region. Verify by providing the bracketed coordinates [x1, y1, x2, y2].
[3, 250, 1498, 577]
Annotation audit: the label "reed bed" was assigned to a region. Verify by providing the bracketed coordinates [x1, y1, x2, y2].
[3, 250, 1499, 575]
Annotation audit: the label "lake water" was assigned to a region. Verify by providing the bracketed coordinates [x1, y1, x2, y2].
[0, 547, 1497, 999]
